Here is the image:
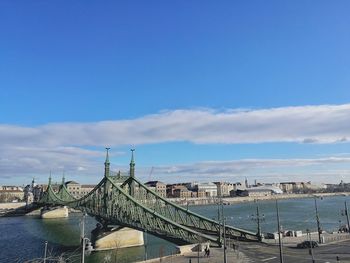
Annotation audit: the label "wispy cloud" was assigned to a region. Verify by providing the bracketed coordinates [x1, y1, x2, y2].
[0, 104, 349, 183]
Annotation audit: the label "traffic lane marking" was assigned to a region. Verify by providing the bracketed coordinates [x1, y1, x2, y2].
[261, 256, 277, 261]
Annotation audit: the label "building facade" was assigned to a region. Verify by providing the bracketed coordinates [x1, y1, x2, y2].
[214, 182, 237, 197]
[145, 181, 167, 197]
[193, 182, 217, 197]
[65, 181, 96, 198]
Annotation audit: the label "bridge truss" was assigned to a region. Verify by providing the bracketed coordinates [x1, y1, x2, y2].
[38, 149, 259, 246]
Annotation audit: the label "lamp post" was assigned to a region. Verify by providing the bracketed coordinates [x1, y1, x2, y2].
[217, 199, 222, 244]
[314, 197, 322, 243]
[144, 230, 148, 261]
[43, 241, 48, 263]
[223, 217, 227, 263]
[80, 213, 87, 263]
[306, 229, 315, 263]
[251, 200, 265, 241]
[341, 201, 350, 233]
[218, 192, 227, 263]
[276, 199, 284, 263]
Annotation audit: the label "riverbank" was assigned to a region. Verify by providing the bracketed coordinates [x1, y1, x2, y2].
[170, 192, 350, 206]
[0, 202, 27, 216]
[1, 192, 348, 214]
[223, 192, 350, 204]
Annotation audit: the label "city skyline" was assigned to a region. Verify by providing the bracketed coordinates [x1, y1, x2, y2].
[1, 1, 350, 185]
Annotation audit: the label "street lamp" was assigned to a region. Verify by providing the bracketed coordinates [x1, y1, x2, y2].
[341, 201, 350, 233]
[43, 241, 48, 263]
[250, 201, 265, 241]
[313, 196, 322, 243]
[306, 229, 315, 263]
[275, 199, 284, 263]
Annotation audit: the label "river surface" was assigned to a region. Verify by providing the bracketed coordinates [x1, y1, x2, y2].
[1, 195, 349, 262]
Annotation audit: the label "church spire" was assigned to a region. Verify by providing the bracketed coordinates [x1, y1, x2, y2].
[245, 177, 249, 188]
[104, 147, 110, 177]
[31, 177, 35, 188]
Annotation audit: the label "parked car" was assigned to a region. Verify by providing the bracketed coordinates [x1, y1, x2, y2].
[296, 241, 318, 248]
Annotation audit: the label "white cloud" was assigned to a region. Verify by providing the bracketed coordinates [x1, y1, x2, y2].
[1, 104, 350, 147]
[1, 104, 350, 184]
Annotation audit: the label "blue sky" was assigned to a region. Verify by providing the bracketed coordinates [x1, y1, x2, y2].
[1, 1, 350, 185]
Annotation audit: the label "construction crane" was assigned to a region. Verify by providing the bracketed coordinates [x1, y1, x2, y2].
[148, 166, 154, 181]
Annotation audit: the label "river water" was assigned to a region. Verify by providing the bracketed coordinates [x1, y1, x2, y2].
[1, 195, 349, 262]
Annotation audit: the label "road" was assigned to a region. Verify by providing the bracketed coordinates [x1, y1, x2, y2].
[154, 239, 350, 263]
[240, 239, 350, 263]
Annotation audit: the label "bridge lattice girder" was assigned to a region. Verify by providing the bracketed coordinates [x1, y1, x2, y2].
[38, 171, 260, 245]
[38, 177, 220, 245]
[121, 177, 258, 242]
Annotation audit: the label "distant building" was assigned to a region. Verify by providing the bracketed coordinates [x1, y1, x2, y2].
[173, 186, 193, 198]
[166, 184, 196, 198]
[213, 182, 236, 197]
[326, 181, 350, 192]
[65, 181, 96, 198]
[166, 184, 179, 197]
[145, 181, 166, 197]
[193, 182, 217, 197]
[24, 178, 43, 203]
[279, 182, 304, 193]
[1, 186, 23, 191]
[65, 181, 81, 198]
[231, 185, 282, 197]
[0, 186, 24, 202]
[80, 185, 96, 195]
[279, 181, 326, 193]
[303, 182, 327, 192]
[232, 188, 271, 197]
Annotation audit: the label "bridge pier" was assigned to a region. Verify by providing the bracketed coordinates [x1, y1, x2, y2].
[40, 206, 69, 219]
[91, 224, 144, 250]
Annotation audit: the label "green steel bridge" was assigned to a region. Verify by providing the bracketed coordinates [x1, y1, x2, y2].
[37, 149, 259, 246]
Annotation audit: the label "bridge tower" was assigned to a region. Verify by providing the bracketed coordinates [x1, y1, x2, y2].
[48, 171, 52, 186]
[61, 173, 65, 185]
[103, 148, 111, 217]
[104, 147, 111, 178]
[129, 149, 135, 197]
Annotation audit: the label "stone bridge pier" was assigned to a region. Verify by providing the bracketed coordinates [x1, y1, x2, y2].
[91, 223, 144, 250]
[40, 206, 69, 219]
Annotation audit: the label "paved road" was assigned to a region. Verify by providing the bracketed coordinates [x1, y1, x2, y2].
[154, 239, 350, 263]
[240, 239, 350, 263]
